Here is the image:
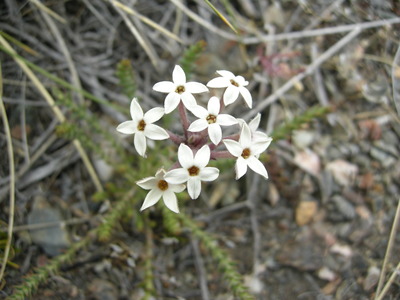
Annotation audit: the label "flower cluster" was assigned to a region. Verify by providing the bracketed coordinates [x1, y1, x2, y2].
[117, 65, 272, 213]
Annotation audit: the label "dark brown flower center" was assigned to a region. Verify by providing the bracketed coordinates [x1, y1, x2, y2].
[230, 79, 239, 87]
[206, 114, 217, 124]
[137, 119, 146, 131]
[241, 148, 251, 159]
[188, 166, 200, 176]
[157, 180, 168, 191]
[175, 85, 185, 94]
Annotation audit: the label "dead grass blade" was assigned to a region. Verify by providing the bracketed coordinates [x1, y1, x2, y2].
[0, 35, 104, 193]
[110, 0, 184, 44]
[375, 200, 400, 299]
[29, 0, 67, 24]
[203, 0, 237, 34]
[0, 62, 16, 283]
[111, 1, 160, 68]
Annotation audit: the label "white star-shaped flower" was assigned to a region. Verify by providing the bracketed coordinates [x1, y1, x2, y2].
[164, 144, 219, 199]
[116, 98, 169, 157]
[137, 169, 185, 213]
[223, 123, 271, 179]
[238, 113, 273, 145]
[188, 96, 238, 145]
[206, 70, 252, 108]
[153, 65, 209, 114]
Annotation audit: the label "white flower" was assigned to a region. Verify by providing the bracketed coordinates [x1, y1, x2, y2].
[137, 169, 185, 213]
[223, 123, 271, 179]
[188, 96, 238, 145]
[238, 113, 273, 145]
[153, 65, 208, 114]
[206, 70, 252, 108]
[164, 144, 219, 199]
[116, 98, 169, 157]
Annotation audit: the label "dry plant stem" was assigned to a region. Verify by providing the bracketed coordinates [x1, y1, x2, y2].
[0, 63, 16, 283]
[243, 27, 361, 121]
[246, 174, 261, 274]
[375, 199, 400, 299]
[109, 0, 183, 43]
[39, 8, 85, 105]
[191, 238, 210, 300]
[29, 0, 67, 24]
[243, 17, 400, 44]
[170, 0, 236, 41]
[376, 261, 400, 300]
[112, 2, 159, 68]
[0, 217, 93, 233]
[179, 101, 190, 140]
[391, 44, 400, 116]
[0, 35, 104, 193]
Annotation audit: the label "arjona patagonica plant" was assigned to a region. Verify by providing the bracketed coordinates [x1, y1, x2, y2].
[117, 65, 272, 213]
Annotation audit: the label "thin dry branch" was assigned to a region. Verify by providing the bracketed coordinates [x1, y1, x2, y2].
[243, 27, 362, 121]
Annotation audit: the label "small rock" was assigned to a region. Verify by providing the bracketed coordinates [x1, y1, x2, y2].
[318, 266, 337, 281]
[328, 195, 356, 222]
[27, 196, 70, 256]
[295, 199, 318, 226]
[326, 159, 358, 187]
[363, 266, 380, 291]
[292, 130, 315, 149]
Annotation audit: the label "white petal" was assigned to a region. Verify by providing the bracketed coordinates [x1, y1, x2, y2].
[140, 189, 162, 211]
[235, 75, 248, 86]
[181, 92, 197, 110]
[216, 70, 235, 79]
[162, 190, 179, 213]
[207, 96, 220, 115]
[247, 156, 269, 179]
[153, 81, 175, 93]
[208, 123, 222, 145]
[235, 157, 248, 179]
[164, 92, 181, 114]
[173, 65, 186, 85]
[164, 168, 189, 184]
[130, 98, 144, 120]
[190, 105, 208, 119]
[178, 144, 194, 168]
[206, 77, 230, 88]
[199, 167, 219, 181]
[217, 114, 237, 126]
[144, 107, 165, 123]
[137, 177, 157, 190]
[239, 86, 252, 108]
[134, 132, 147, 157]
[249, 114, 261, 132]
[253, 131, 272, 143]
[144, 124, 169, 140]
[194, 145, 210, 168]
[251, 137, 272, 155]
[188, 119, 208, 132]
[185, 82, 208, 94]
[239, 123, 252, 148]
[223, 139, 243, 157]
[116, 120, 137, 135]
[223, 85, 239, 106]
[169, 183, 186, 193]
[187, 177, 201, 199]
